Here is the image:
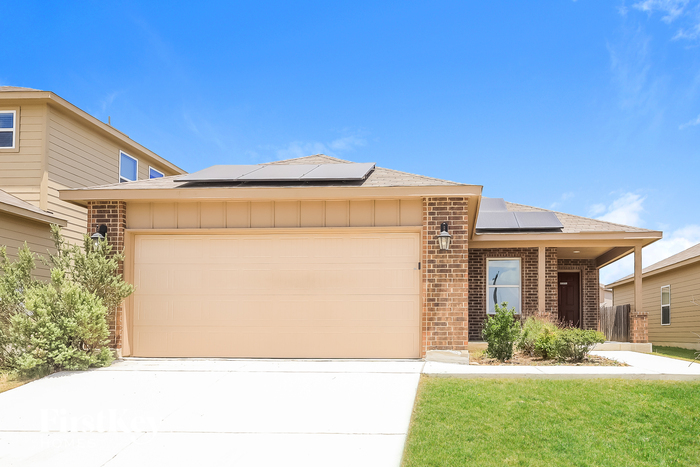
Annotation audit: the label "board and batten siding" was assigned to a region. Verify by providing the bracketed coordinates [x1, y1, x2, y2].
[0, 103, 46, 206]
[0, 212, 55, 280]
[45, 105, 174, 244]
[126, 199, 423, 230]
[613, 262, 700, 349]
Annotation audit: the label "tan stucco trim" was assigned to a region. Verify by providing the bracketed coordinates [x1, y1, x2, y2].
[0, 91, 186, 175]
[607, 254, 700, 288]
[59, 186, 481, 204]
[0, 202, 68, 226]
[472, 231, 662, 244]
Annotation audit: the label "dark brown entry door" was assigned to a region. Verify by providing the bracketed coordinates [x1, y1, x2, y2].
[558, 272, 580, 327]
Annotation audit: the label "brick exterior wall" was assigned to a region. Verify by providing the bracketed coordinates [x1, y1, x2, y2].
[544, 247, 558, 317]
[468, 247, 543, 340]
[629, 311, 648, 343]
[87, 201, 127, 350]
[422, 197, 469, 354]
[557, 258, 599, 330]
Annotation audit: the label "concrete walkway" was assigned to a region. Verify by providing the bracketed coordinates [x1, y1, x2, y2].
[424, 350, 700, 380]
[0, 360, 423, 467]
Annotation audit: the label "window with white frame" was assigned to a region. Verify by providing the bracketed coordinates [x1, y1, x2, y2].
[149, 166, 164, 179]
[0, 111, 16, 148]
[119, 151, 138, 183]
[661, 285, 671, 325]
[487, 258, 521, 314]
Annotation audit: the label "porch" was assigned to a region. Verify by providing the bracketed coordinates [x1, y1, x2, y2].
[467, 243, 649, 343]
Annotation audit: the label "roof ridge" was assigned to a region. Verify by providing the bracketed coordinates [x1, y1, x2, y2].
[505, 201, 654, 232]
[266, 154, 352, 165]
[373, 166, 461, 185]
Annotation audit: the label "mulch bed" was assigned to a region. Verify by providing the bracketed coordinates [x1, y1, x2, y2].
[469, 351, 627, 366]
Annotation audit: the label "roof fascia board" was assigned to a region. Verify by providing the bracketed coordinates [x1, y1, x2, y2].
[59, 185, 482, 205]
[0, 91, 186, 175]
[607, 255, 700, 288]
[0, 202, 68, 226]
[472, 231, 662, 244]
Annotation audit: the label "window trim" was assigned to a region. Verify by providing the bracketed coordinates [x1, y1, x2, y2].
[148, 166, 164, 179]
[661, 284, 671, 326]
[0, 110, 17, 149]
[486, 257, 522, 315]
[119, 151, 138, 183]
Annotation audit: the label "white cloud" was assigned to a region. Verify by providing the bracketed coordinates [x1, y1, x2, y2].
[596, 192, 646, 226]
[600, 224, 700, 284]
[549, 192, 575, 210]
[634, 0, 690, 23]
[632, 0, 700, 40]
[272, 134, 366, 160]
[588, 203, 607, 217]
[680, 113, 700, 128]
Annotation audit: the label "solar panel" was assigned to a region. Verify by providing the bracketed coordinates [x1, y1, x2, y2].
[175, 163, 376, 183]
[238, 164, 318, 181]
[302, 162, 375, 180]
[479, 198, 507, 212]
[175, 165, 262, 182]
[513, 212, 563, 230]
[476, 211, 519, 230]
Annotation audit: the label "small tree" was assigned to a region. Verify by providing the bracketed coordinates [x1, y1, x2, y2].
[482, 302, 521, 361]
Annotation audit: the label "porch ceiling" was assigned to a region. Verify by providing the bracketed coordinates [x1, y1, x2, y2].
[558, 246, 611, 259]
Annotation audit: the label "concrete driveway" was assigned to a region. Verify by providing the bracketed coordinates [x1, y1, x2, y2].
[0, 359, 423, 467]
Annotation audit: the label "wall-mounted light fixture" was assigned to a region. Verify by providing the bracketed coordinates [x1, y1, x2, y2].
[91, 224, 108, 247]
[436, 222, 452, 251]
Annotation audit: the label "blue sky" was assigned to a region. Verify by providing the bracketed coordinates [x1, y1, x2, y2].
[2, 1, 700, 283]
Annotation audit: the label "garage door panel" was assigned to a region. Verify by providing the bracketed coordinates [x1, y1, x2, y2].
[132, 232, 420, 358]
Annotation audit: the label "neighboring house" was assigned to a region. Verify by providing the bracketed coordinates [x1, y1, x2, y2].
[600, 283, 613, 307]
[0, 86, 186, 277]
[608, 242, 700, 350]
[60, 154, 662, 359]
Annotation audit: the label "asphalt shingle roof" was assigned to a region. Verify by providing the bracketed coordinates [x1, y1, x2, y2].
[610, 242, 700, 284]
[67, 154, 464, 191]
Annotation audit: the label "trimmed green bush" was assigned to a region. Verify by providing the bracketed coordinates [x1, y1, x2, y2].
[534, 326, 559, 360]
[482, 302, 521, 361]
[554, 328, 606, 362]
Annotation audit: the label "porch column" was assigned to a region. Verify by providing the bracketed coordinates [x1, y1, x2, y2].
[538, 246, 545, 314]
[630, 244, 648, 343]
[633, 245, 642, 313]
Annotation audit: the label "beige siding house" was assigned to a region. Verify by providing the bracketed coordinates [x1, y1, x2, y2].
[609, 243, 700, 350]
[0, 86, 186, 277]
[61, 155, 662, 359]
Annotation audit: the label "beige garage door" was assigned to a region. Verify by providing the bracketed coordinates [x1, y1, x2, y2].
[131, 232, 421, 358]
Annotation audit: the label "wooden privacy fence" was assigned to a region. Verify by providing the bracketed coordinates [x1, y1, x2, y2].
[599, 304, 630, 342]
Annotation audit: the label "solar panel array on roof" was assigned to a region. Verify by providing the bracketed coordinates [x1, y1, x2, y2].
[476, 198, 563, 232]
[175, 163, 375, 183]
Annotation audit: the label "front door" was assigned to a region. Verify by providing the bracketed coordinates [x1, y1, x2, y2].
[558, 272, 580, 327]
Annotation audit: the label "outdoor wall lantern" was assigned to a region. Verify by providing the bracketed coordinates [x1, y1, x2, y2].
[436, 222, 452, 251]
[91, 224, 108, 247]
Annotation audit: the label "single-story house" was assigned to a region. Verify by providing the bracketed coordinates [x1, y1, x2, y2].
[60, 154, 662, 358]
[608, 242, 700, 350]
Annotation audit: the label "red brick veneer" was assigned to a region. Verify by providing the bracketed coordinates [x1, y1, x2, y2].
[87, 201, 126, 350]
[421, 197, 469, 354]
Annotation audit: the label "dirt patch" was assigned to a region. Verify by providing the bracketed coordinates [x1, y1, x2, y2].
[469, 351, 627, 366]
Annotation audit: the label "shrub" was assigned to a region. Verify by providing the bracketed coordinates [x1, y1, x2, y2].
[554, 328, 606, 362]
[482, 302, 521, 361]
[516, 317, 559, 357]
[534, 326, 559, 360]
[9, 269, 113, 371]
[0, 226, 133, 373]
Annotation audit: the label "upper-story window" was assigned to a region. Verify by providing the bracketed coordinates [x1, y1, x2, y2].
[149, 167, 164, 179]
[0, 111, 16, 148]
[487, 258, 521, 314]
[119, 151, 138, 183]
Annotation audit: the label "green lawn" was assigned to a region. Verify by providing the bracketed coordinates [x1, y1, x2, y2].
[652, 345, 699, 363]
[402, 377, 700, 467]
